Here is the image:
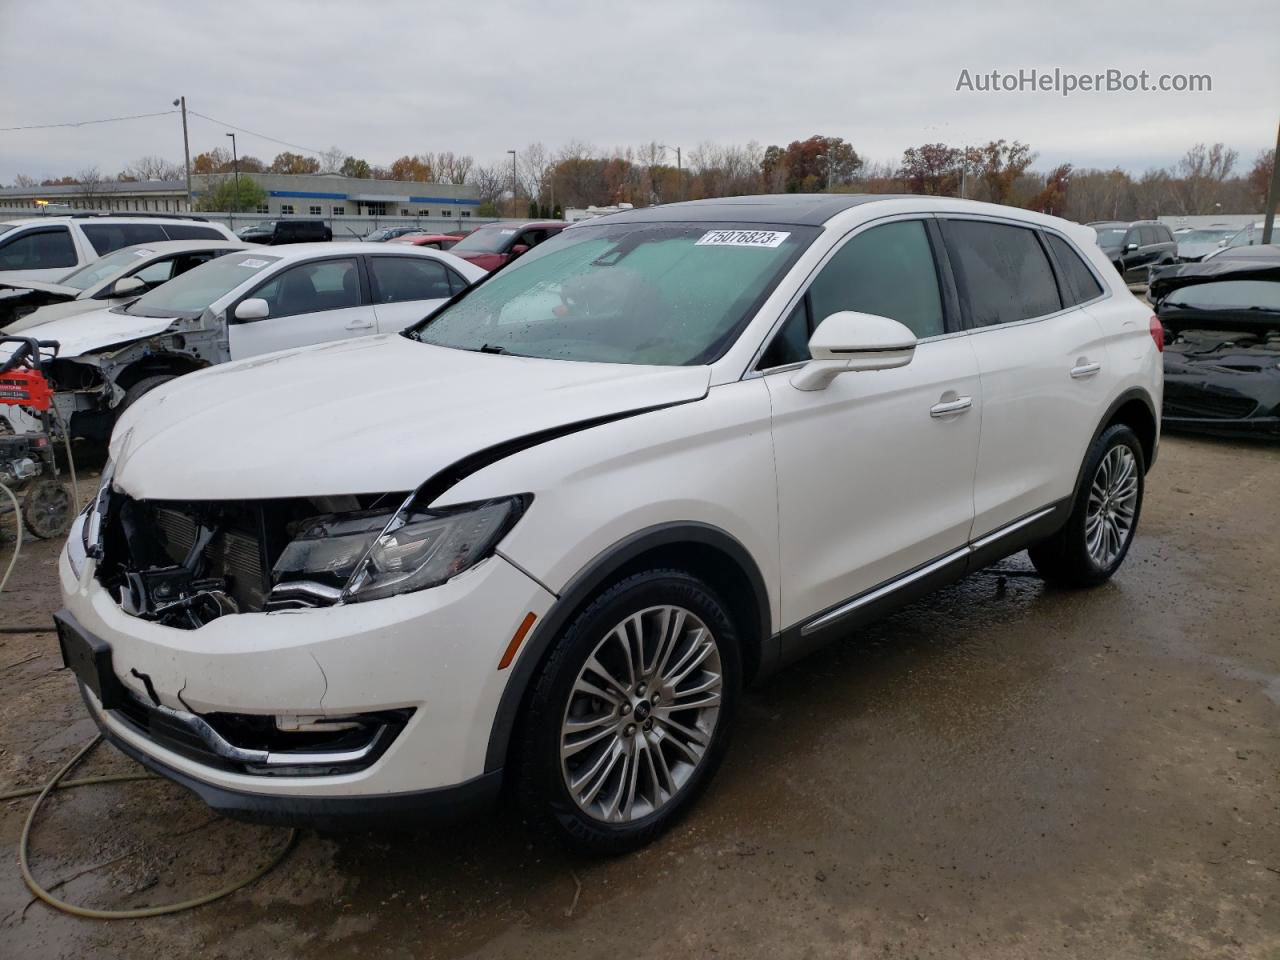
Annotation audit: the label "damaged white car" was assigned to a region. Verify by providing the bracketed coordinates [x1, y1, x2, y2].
[4, 243, 484, 440]
[57, 195, 1161, 853]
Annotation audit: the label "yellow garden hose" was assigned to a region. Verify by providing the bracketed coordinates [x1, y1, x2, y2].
[10, 735, 297, 920]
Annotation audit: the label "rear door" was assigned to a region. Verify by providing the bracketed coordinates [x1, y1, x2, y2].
[941, 218, 1111, 538]
[366, 254, 459, 330]
[228, 256, 377, 358]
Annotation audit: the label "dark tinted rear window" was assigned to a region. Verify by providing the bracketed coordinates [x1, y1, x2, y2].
[82, 222, 168, 255]
[1045, 234, 1104, 305]
[163, 224, 225, 241]
[944, 220, 1062, 326]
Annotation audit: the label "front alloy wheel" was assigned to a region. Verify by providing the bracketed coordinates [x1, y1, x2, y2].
[560, 605, 723, 824]
[518, 569, 740, 854]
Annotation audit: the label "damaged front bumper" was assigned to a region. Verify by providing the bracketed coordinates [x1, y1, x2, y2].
[58, 516, 556, 823]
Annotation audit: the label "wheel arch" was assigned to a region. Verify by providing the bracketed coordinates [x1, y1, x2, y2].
[114, 353, 210, 393]
[485, 522, 772, 774]
[1072, 388, 1158, 503]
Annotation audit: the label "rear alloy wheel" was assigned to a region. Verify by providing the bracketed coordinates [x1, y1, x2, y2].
[1029, 423, 1145, 586]
[518, 570, 740, 854]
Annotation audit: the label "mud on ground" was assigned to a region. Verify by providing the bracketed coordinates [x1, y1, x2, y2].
[0, 435, 1277, 959]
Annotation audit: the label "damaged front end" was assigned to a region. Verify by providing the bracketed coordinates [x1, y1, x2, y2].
[87, 475, 528, 630]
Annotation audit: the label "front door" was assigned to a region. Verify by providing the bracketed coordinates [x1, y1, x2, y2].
[366, 254, 459, 331]
[228, 257, 377, 358]
[764, 218, 981, 630]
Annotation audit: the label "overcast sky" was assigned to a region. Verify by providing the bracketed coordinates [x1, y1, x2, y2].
[1, 0, 1276, 184]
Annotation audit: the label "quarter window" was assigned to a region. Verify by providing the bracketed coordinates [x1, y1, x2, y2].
[0, 227, 77, 270]
[161, 224, 225, 241]
[81, 222, 167, 255]
[251, 258, 361, 318]
[943, 220, 1062, 327]
[368, 256, 453, 303]
[1044, 234, 1104, 305]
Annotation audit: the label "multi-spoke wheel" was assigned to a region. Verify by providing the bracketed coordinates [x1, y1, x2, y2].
[1030, 423, 1145, 587]
[518, 570, 740, 854]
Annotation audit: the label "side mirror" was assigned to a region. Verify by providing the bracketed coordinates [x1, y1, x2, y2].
[791, 311, 917, 391]
[509, 244, 531, 257]
[1125, 242, 1139, 252]
[110, 275, 146, 297]
[234, 298, 270, 322]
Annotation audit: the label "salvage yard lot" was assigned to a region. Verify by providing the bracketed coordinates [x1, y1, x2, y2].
[0, 434, 1277, 959]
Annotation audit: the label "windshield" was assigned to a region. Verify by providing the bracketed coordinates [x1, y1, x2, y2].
[451, 227, 515, 254]
[124, 252, 279, 318]
[1093, 227, 1128, 245]
[411, 221, 816, 365]
[59, 246, 156, 291]
[1165, 279, 1280, 313]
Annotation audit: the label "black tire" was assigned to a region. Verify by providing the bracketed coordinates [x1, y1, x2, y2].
[22, 480, 73, 540]
[1029, 423, 1145, 587]
[515, 568, 742, 855]
[118, 374, 176, 417]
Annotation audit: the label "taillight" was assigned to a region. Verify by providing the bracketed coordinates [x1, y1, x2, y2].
[1149, 316, 1165, 353]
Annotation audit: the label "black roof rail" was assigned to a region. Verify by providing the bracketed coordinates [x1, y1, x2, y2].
[66, 211, 211, 222]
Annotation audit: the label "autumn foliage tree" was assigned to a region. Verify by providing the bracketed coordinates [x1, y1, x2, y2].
[900, 143, 962, 195]
[269, 151, 320, 175]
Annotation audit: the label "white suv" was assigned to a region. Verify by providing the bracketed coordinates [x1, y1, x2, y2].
[0, 215, 236, 283]
[57, 195, 1162, 853]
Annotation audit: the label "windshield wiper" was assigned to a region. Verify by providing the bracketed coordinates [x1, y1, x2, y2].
[477, 343, 509, 354]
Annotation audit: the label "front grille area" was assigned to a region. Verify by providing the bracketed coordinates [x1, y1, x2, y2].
[153, 506, 268, 611]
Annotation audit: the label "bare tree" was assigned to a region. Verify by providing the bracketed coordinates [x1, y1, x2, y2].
[126, 155, 182, 181]
[319, 145, 346, 174]
[1171, 142, 1238, 214]
[13, 173, 39, 188]
[518, 142, 553, 204]
[434, 151, 474, 185]
[75, 166, 108, 206]
[467, 163, 508, 210]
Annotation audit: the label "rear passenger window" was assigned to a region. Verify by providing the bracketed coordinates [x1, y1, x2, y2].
[808, 220, 945, 339]
[0, 227, 77, 270]
[82, 223, 168, 255]
[1045, 234, 1104, 305]
[162, 224, 225, 241]
[943, 220, 1062, 327]
[369, 257, 453, 303]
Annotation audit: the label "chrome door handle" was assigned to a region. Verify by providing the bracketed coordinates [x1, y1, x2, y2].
[930, 396, 973, 418]
[1070, 361, 1102, 379]
[345, 321, 375, 330]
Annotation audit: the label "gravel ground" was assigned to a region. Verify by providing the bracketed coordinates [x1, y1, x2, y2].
[0, 434, 1276, 959]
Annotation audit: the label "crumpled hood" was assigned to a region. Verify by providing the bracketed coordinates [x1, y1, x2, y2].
[0, 278, 79, 298]
[0, 306, 176, 360]
[111, 334, 710, 500]
[6, 297, 102, 332]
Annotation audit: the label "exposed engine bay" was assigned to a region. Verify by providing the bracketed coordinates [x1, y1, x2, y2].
[93, 490, 407, 629]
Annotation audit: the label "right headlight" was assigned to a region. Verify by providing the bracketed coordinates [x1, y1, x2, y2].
[270, 495, 528, 605]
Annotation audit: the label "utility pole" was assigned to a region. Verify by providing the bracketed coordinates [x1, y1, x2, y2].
[676, 146, 683, 201]
[173, 96, 191, 211]
[508, 149, 518, 219]
[1263, 117, 1280, 245]
[226, 132, 240, 230]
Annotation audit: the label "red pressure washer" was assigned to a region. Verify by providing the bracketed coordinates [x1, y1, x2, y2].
[0, 337, 74, 540]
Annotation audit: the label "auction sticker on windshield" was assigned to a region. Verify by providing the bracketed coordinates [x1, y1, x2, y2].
[695, 229, 790, 248]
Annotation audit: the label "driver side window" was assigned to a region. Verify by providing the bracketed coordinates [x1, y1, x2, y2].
[251, 258, 361, 319]
[758, 219, 945, 369]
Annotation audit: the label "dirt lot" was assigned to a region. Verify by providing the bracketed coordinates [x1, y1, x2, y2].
[0, 434, 1276, 959]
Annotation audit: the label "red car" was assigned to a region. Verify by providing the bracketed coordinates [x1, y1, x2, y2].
[448, 220, 569, 272]
[388, 233, 463, 251]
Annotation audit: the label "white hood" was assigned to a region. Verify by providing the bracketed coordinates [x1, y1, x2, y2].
[6, 298, 103, 332]
[111, 334, 710, 500]
[0, 278, 79, 298]
[0, 307, 175, 360]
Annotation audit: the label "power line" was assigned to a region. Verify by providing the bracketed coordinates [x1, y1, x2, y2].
[0, 109, 178, 132]
[187, 110, 329, 157]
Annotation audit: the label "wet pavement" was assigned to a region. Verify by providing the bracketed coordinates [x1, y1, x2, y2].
[0, 434, 1276, 958]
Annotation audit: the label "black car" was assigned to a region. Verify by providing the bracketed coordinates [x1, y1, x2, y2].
[1091, 220, 1178, 283]
[1151, 252, 1280, 437]
[237, 220, 332, 245]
